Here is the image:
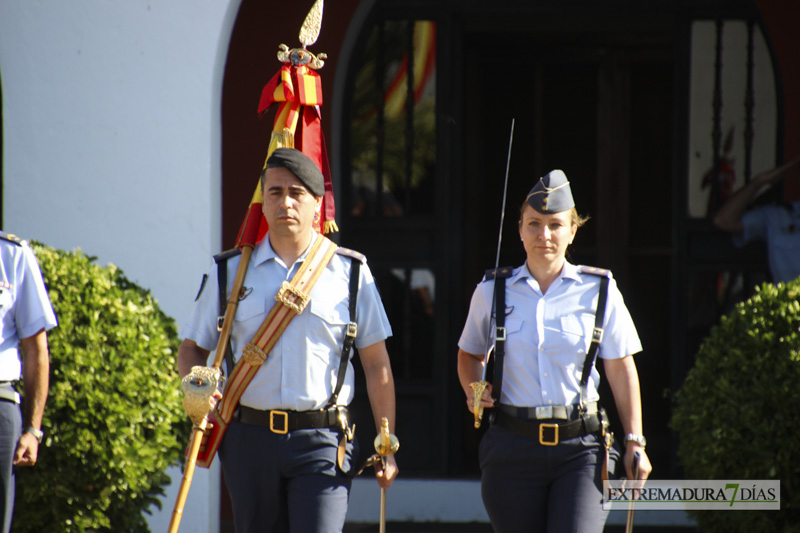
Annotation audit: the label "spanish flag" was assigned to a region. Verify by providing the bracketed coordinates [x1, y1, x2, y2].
[235, 61, 336, 249]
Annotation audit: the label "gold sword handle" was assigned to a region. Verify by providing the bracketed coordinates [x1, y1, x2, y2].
[470, 380, 489, 428]
[374, 417, 399, 457]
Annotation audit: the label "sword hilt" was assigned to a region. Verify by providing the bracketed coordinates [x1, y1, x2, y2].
[470, 380, 489, 428]
[374, 417, 399, 459]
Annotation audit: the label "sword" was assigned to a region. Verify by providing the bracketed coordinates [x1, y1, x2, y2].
[472, 118, 515, 428]
[373, 417, 399, 533]
[625, 451, 642, 533]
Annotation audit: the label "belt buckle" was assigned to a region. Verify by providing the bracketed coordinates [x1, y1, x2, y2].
[539, 423, 559, 446]
[535, 406, 553, 419]
[270, 410, 289, 434]
[276, 281, 310, 314]
[346, 322, 357, 338]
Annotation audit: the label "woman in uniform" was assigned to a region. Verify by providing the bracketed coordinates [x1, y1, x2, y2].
[457, 169, 652, 532]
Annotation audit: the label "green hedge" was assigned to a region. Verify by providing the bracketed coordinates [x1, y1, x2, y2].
[12, 243, 190, 532]
[671, 280, 800, 532]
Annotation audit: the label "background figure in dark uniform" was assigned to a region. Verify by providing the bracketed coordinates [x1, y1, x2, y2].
[457, 170, 651, 532]
[713, 158, 800, 283]
[0, 232, 57, 533]
[178, 148, 398, 533]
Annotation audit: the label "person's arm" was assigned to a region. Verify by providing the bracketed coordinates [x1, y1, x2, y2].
[457, 349, 494, 413]
[14, 329, 49, 467]
[603, 355, 651, 480]
[178, 339, 212, 378]
[713, 158, 799, 233]
[358, 340, 398, 489]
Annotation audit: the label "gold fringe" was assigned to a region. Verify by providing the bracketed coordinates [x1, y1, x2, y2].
[323, 220, 339, 234]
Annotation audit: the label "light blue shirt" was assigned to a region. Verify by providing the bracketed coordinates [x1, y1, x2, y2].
[458, 261, 642, 407]
[736, 200, 800, 283]
[0, 237, 58, 381]
[181, 233, 392, 411]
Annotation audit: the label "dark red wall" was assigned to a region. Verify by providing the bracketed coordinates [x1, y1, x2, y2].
[220, 0, 361, 249]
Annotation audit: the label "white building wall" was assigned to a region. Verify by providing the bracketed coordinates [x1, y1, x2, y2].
[0, 1, 242, 531]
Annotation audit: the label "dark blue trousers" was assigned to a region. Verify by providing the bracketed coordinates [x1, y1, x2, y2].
[0, 401, 21, 533]
[479, 425, 617, 533]
[219, 420, 357, 533]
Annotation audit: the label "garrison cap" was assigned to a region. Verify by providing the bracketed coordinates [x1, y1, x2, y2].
[525, 169, 575, 214]
[265, 147, 325, 197]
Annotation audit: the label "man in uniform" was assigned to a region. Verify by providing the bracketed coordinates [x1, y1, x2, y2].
[0, 232, 57, 533]
[178, 148, 398, 533]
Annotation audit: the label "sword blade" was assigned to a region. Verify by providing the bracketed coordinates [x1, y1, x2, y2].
[480, 118, 516, 380]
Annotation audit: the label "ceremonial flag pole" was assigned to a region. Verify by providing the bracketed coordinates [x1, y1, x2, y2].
[168, 2, 333, 531]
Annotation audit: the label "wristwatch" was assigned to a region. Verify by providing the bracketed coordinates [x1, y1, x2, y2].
[624, 433, 646, 448]
[24, 427, 44, 443]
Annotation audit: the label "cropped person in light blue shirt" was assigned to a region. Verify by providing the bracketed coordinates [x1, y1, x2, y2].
[0, 233, 57, 533]
[458, 170, 651, 533]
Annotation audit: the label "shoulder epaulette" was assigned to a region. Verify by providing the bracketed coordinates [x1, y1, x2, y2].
[0, 232, 24, 246]
[335, 247, 366, 263]
[483, 266, 514, 281]
[578, 265, 613, 279]
[213, 248, 242, 264]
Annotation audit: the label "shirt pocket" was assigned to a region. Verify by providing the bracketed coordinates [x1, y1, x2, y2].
[233, 296, 266, 326]
[500, 318, 533, 371]
[308, 298, 351, 363]
[498, 316, 523, 341]
[560, 313, 595, 353]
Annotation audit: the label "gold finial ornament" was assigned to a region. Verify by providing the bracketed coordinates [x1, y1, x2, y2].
[299, 0, 324, 48]
[276, 0, 327, 69]
[181, 366, 222, 426]
[470, 380, 489, 428]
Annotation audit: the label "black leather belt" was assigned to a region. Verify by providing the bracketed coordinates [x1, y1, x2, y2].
[235, 405, 345, 434]
[494, 409, 602, 446]
[498, 401, 598, 421]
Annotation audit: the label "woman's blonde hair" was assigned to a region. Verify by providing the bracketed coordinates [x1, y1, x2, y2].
[519, 202, 590, 229]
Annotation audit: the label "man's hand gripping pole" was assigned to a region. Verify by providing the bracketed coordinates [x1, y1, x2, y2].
[168, 243, 254, 533]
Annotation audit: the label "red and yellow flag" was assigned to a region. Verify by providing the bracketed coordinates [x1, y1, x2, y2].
[235, 61, 336, 249]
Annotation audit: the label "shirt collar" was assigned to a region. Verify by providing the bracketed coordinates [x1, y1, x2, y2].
[254, 231, 318, 268]
[510, 260, 580, 287]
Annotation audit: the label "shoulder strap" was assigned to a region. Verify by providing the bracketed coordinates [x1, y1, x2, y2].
[326, 257, 361, 408]
[335, 247, 366, 263]
[0, 232, 23, 246]
[482, 267, 513, 418]
[578, 267, 611, 409]
[490, 275, 507, 412]
[214, 249, 242, 377]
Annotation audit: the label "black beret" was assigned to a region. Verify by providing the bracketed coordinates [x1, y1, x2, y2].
[265, 147, 325, 197]
[525, 169, 575, 214]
